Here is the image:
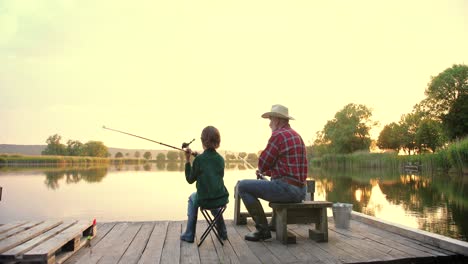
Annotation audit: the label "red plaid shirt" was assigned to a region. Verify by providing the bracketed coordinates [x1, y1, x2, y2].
[258, 124, 308, 183]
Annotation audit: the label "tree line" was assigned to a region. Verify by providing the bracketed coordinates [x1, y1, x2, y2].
[42, 134, 108, 158]
[311, 64, 467, 157]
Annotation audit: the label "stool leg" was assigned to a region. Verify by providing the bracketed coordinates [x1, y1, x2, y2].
[198, 207, 226, 247]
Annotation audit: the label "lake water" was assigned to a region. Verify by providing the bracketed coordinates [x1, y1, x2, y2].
[0, 163, 466, 242]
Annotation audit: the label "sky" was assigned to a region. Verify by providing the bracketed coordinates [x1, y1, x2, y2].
[1, 0, 467, 153]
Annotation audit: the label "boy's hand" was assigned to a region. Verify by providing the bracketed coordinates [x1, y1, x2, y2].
[185, 148, 192, 162]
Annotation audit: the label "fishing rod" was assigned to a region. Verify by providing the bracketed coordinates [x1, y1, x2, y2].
[102, 126, 197, 156]
[236, 153, 267, 180]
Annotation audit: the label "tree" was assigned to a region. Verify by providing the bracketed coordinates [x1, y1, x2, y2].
[424, 64, 468, 118]
[42, 134, 67, 155]
[167, 151, 179, 161]
[442, 93, 468, 140]
[238, 152, 247, 159]
[115, 152, 124, 158]
[246, 153, 258, 161]
[143, 151, 152, 160]
[67, 140, 83, 156]
[415, 119, 445, 153]
[82, 141, 108, 157]
[156, 153, 166, 162]
[377, 122, 402, 152]
[134, 151, 141, 158]
[398, 113, 420, 155]
[315, 103, 377, 154]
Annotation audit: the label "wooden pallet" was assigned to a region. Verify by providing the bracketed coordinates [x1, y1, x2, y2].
[0, 220, 96, 264]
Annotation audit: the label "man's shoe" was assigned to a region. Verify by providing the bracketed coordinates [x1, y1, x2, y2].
[244, 229, 272, 241]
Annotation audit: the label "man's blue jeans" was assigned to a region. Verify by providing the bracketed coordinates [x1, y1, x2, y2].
[237, 178, 306, 206]
[237, 178, 306, 233]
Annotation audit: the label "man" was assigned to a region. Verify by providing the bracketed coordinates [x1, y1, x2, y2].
[237, 104, 308, 241]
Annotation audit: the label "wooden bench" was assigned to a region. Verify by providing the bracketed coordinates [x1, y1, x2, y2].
[270, 200, 332, 244]
[234, 179, 332, 244]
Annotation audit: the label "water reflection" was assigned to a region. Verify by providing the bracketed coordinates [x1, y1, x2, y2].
[0, 164, 466, 241]
[43, 167, 108, 189]
[312, 168, 468, 241]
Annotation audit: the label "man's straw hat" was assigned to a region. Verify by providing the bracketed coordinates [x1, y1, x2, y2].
[261, 104, 295, 120]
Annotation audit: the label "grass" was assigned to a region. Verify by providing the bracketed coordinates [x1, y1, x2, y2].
[311, 137, 468, 175]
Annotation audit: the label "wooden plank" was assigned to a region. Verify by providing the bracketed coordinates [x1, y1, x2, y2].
[228, 221, 263, 264]
[351, 220, 448, 257]
[0, 221, 43, 241]
[195, 221, 220, 264]
[74, 222, 130, 264]
[23, 220, 92, 261]
[328, 222, 411, 260]
[291, 224, 363, 263]
[328, 225, 391, 262]
[160, 221, 181, 264]
[0, 221, 28, 235]
[118, 222, 155, 264]
[212, 220, 241, 264]
[65, 222, 116, 264]
[286, 224, 341, 264]
[97, 222, 142, 264]
[0, 221, 77, 261]
[239, 223, 287, 264]
[352, 211, 468, 256]
[0, 220, 62, 254]
[137, 221, 168, 264]
[341, 219, 424, 259]
[180, 221, 201, 264]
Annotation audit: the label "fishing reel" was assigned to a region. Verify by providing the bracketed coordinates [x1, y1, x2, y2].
[181, 138, 195, 149]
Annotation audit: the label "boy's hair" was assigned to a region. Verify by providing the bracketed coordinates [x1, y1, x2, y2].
[201, 126, 221, 150]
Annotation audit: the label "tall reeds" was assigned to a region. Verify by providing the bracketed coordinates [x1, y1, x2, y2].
[311, 137, 468, 175]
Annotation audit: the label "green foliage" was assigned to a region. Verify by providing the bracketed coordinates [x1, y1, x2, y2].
[143, 151, 152, 160]
[82, 141, 108, 158]
[312, 137, 468, 175]
[42, 134, 67, 155]
[134, 151, 141, 158]
[67, 140, 83, 156]
[115, 152, 124, 158]
[238, 152, 247, 159]
[377, 122, 402, 152]
[246, 152, 258, 161]
[166, 151, 179, 161]
[398, 112, 421, 155]
[0, 154, 109, 165]
[442, 93, 468, 140]
[415, 119, 445, 153]
[314, 103, 376, 154]
[156, 153, 166, 162]
[424, 64, 468, 117]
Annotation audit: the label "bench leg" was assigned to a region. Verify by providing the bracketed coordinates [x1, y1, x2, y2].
[275, 208, 289, 244]
[234, 182, 247, 225]
[309, 207, 328, 242]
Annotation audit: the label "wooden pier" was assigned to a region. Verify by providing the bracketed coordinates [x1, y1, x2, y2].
[2, 213, 467, 264]
[65, 213, 467, 264]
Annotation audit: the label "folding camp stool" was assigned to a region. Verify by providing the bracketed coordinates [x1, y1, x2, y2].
[198, 205, 227, 247]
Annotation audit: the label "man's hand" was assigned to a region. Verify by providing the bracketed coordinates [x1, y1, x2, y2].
[256, 170, 267, 180]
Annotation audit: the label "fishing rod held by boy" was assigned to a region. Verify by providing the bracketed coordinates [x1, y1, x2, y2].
[102, 126, 197, 156]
